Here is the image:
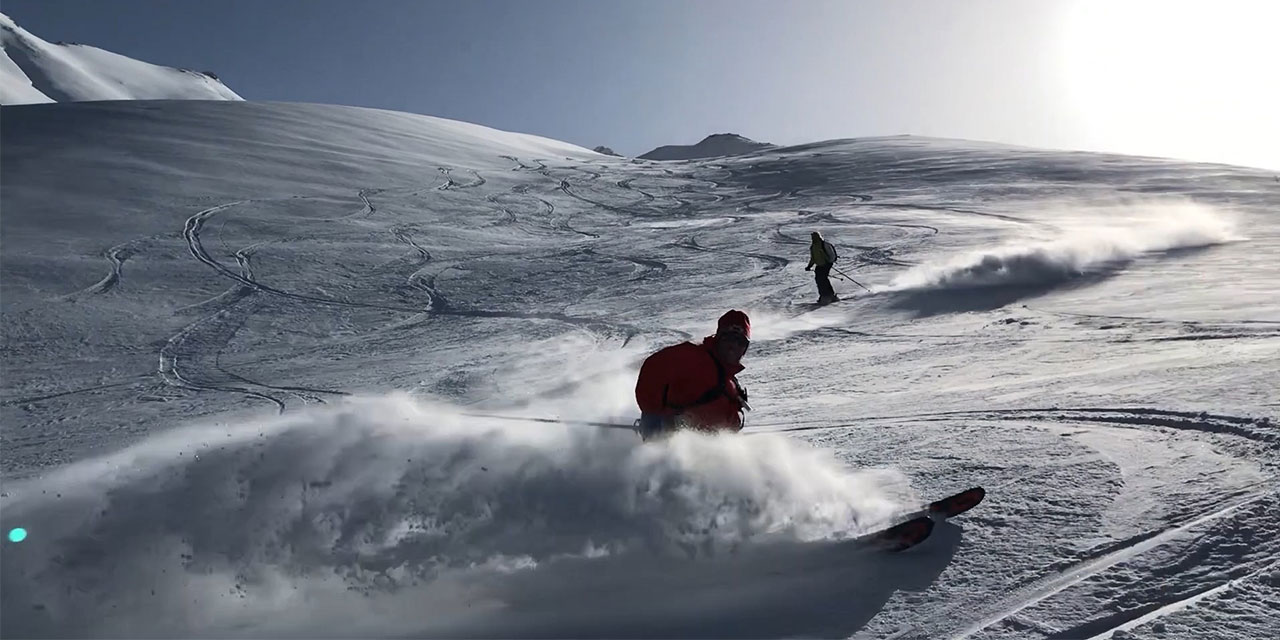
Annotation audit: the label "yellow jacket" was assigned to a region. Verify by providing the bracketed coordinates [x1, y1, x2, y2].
[808, 241, 835, 267]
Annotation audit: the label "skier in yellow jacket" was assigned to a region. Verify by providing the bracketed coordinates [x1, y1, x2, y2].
[805, 231, 839, 304]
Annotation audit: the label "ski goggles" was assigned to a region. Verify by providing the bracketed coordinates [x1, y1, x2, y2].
[717, 327, 750, 348]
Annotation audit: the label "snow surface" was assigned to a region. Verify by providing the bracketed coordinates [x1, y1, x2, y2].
[1, 100, 1278, 639]
[640, 132, 773, 160]
[0, 12, 241, 105]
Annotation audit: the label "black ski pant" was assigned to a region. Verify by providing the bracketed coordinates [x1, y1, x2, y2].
[814, 264, 836, 298]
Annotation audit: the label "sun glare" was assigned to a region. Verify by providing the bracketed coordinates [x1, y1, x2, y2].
[1058, 0, 1280, 169]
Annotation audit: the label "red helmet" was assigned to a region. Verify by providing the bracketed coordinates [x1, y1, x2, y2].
[717, 310, 751, 340]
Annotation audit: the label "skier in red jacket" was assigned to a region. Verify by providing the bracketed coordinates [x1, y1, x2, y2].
[634, 310, 752, 440]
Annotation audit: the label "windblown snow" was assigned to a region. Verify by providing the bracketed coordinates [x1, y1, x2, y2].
[0, 12, 241, 104]
[2, 395, 920, 637]
[888, 202, 1243, 292]
[1, 100, 1277, 639]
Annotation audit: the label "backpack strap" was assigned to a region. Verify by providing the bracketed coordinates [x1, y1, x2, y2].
[662, 348, 733, 411]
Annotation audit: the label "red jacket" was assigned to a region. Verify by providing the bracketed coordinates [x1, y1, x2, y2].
[635, 336, 747, 432]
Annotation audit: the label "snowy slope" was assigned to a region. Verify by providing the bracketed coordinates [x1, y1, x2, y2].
[0, 12, 241, 104]
[640, 132, 773, 160]
[0, 36, 51, 104]
[2, 101, 1278, 639]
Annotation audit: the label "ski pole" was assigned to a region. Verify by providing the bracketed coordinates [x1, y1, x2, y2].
[832, 266, 872, 292]
[459, 411, 898, 436]
[460, 411, 638, 431]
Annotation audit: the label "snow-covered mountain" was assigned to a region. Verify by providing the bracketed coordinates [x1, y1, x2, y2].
[640, 132, 773, 160]
[0, 12, 241, 104]
[2, 100, 1278, 639]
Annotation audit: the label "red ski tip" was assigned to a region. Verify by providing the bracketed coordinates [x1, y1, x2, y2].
[871, 516, 935, 552]
[927, 486, 986, 519]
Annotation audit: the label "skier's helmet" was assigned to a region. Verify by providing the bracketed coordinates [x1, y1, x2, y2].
[717, 310, 751, 343]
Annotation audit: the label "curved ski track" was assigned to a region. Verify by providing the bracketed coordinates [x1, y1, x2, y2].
[437, 167, 486, 190]
[57, 235, 171, 300]
[579, 248, 668, 281]
[173, 197, 648, 404]
[672, 234, 791, 273]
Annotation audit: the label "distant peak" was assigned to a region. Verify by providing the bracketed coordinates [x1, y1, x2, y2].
[0, 11, 242, 105]
[639, 133, 772, 161]
[702, 133, 754, 142]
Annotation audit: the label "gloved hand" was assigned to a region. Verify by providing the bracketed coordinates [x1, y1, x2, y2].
[636, 412, 675, 441]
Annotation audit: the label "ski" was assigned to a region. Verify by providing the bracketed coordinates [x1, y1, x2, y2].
[858, 486, 986, 553]
[857, 515, 935, 552]
[926, 486, 986, 519]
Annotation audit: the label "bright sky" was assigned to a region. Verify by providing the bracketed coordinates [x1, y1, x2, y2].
[5, 0, 1278, 169]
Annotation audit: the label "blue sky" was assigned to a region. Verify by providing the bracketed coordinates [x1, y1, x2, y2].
[5, 0, 1278, 168]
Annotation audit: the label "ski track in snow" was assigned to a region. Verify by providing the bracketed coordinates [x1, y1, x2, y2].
[768, 407, 1278, 450]
[436, 166, 486, 190]
[3, 103, 1278, 639]
[56, 240, 145, 299]
[885, 493, 1271, 640]
[1072, 559, 1279, 640]
[165, 189, 644, 409]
